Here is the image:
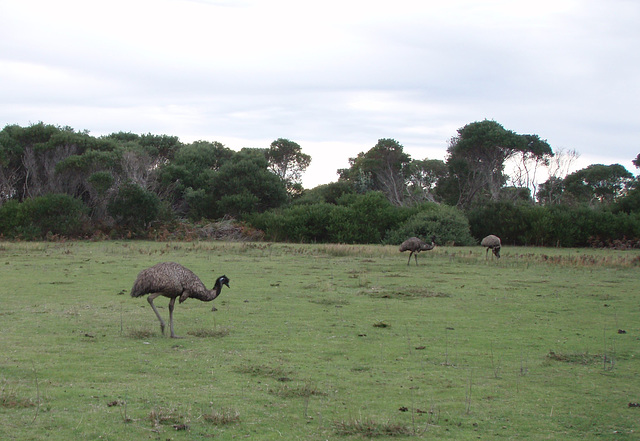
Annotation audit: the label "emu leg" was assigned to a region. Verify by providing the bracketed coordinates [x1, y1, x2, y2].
[407, 251, 413, 265]
[147, 293, 166, 335]
[414, 252, 419, 266]
[168, 297, 182, 339]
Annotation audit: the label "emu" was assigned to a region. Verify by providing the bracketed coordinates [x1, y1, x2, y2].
[399, 235, 436, 265]
[130, 262, 230, 338]
[481, 235, 501, 259]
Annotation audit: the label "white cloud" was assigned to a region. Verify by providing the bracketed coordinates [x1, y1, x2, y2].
[1, 0, 639, 188]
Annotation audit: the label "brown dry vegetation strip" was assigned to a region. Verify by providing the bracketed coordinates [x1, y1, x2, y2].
[546, 351, 604, 365]
[201, 408, 241, 425]
[186, 327, 230, 338]
[234, 363, 294, 381]
[268, 382, 328, 398]
[333, 418, 413, 437]
[361, 286, 451, 299]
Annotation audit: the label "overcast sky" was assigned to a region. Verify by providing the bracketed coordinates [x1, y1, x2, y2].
[1, 0, 639, 187]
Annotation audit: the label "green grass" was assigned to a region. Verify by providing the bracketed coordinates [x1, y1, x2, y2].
[0, 240, 639, 440]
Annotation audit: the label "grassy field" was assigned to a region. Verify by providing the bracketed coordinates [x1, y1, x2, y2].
[0, 240, 638, 440]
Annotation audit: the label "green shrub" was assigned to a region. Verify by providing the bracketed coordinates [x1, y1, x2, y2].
[87, 171, 115, 195]
[384, 203, 475, 246]
[295, 181, 355, 205]
[107, 182, 160, 232]
[468, 202, 640, 247]
[0, 200, 22, 236]
[248, 204, 328, 242]
[336, 192, 403, 243]
[251, 192, 405, 244]
[217, 191, 261, 219]
[468, 201, 530, 245]
[0, 194, 87, 239]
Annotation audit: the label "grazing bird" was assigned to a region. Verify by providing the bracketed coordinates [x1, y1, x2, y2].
[399, 235, 436, 266]
[130, 262, 230, 338]
[481, 235, 501, 259]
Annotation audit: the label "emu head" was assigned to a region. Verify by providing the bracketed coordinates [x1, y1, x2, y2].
[217, 275, 230, 289]
[211, 275, 230, 311]
[493, 246, 501, 258]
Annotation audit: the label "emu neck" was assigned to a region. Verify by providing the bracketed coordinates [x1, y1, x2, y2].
[190, 285, 221, 302]
[421, 240, 434, 251]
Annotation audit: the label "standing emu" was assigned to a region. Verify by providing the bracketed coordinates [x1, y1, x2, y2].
[130, 262, 230, 338]
[481, 235, 501, 259]
[399, 235, 436, 265]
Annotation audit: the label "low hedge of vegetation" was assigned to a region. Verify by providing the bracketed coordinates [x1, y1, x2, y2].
[468, 201, 640, 247]
[2, 190, 640, 247]
[249, 192, 476, 245]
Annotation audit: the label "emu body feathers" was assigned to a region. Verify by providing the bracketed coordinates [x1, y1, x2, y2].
[131, 262, 229, 338]
[481, 235, 501, 259]
[399, 235, 436, 265]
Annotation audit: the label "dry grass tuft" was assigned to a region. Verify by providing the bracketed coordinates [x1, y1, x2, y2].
[333, 418, 412, 437]
[546, 351, 602, 365]
[516, 252, 640, 268]
[268, 382, 327, 398]
[234, 363, 294, 380]
[362, 286, 451, 299]
[127, 328, 155, 339]
[0, 380, 35, 408]
[202, 407, 240, 425]
[308, 297, 350, 307]
[187, 327, 230, 338]
[149, 407, 186, 427]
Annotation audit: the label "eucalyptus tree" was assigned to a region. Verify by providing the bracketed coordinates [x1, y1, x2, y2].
[160, 144, 288, 220]
[443, 120, 553, 209]
[607, 155, 640, 214]
[0, 123, 124, 221]
[338, 138, 411, 205]
[0, 123, 183, 228]
[404, 158, 448, 203]
[265, 138, 311, 196]
[0, 122, 100, 202]
[562, 163, 633, 205]
[211, 148, 288, 218]
[536, 177, 565, 205]
[157, 140, 233, 213]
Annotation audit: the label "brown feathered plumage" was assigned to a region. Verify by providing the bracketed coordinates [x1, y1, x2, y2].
[131, 262, 230, 338]
[481, 235, 501, 259]
[399, 235, 436, 265]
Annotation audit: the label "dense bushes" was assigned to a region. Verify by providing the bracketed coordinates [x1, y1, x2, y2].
[468, 202, 640, 247]
[1, 188, 639, 247]
[250, 192, 476, 245]
[0, 193, 87, 239]
[107, 182, 162, 232]
[249, 192, 402, 243]
[384, 204, 475, 246]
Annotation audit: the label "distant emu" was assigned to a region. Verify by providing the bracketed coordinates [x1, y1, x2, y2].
[481, 235, 501, 259]
[130, 262, 230, 338]
[399, 235, 436, 266]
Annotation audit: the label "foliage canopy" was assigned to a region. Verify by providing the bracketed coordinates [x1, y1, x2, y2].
[0, 122, 638, 245]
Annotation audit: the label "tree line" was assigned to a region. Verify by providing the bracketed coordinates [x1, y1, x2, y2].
[1, 121, 639, 247]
